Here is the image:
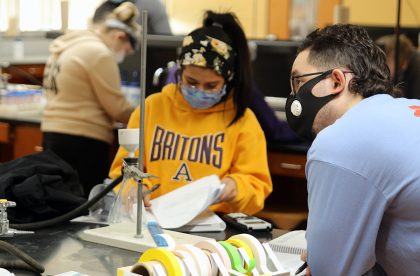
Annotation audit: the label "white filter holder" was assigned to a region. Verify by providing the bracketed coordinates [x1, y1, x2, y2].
[118, 128, 140, 157]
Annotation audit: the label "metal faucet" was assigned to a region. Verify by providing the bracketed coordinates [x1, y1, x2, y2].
[0, 199, 33, 237]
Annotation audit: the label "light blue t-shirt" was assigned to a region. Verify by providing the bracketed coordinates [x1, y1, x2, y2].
[306, 94, 420, 276]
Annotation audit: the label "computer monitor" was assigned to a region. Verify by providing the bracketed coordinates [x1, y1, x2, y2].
[120, 36, 301, 99]
[119, 34, 183, 96]
[252, 40, 300, 98]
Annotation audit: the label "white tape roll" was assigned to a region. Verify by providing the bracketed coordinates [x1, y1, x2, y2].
[131, 260, 165, 275]
[176, 244, 212, 276]
[152, 262, 167, 275]
[195, 239, 232, 270]
[172, 249, 200, 276]
[202, 250, 219, 276]
[174, 256, 187, 275]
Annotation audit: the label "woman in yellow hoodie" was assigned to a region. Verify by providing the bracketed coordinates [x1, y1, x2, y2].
[109, 11, 272, 215]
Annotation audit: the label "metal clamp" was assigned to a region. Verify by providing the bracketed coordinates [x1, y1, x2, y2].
[0, 199, 33, 237]
[122, 159, 158, 182]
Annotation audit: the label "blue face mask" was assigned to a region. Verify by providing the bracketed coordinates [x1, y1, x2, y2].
[180, 85, 227, 109]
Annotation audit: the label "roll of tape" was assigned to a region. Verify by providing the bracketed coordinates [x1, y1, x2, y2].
[139, 248, 182, 276]
[131, 260, 162, 275]
[230, 234, 270, 274]
[195, 240, 232, 270]
[152, 263, 167, 275]
[174, 256, 187, 275]
[176, 244, 212, 276]
[201, 249, 219, 276]
[226, 238, 256, 272]
[172, 249, 200, 275]
[226, 239, 254, 260]
[147, 221, 168, 248]
[218, 241, 248, 275]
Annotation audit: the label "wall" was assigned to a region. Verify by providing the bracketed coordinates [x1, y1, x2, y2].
[164, 0, 269, 38]
[0, 37, 50, 65]
[343, 0, 420, 27]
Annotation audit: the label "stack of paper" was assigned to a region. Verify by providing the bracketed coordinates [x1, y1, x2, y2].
[171, 209, 226, 232]
[150, 175, 226, 232]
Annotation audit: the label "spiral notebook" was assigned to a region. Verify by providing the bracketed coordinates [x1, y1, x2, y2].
[269, 230, 307, 275]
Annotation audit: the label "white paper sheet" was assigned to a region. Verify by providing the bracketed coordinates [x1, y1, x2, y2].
[172, 209, 226, 232]
[150, 175, 224, 229]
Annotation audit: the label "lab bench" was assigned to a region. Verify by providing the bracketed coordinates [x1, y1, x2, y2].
[0, 113, 310, 230]
[0, 222, 286, 275]
[0, 83, 310, 229]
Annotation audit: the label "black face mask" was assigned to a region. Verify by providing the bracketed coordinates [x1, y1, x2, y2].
[285, 70, 335, 141]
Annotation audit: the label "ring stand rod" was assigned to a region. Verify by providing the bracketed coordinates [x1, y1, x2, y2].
[136, 10, 148, 238]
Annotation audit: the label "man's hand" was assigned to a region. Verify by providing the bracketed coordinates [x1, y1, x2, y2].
[300, 252, 311, 276]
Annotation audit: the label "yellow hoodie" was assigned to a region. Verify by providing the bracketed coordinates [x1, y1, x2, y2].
[109, 84, 272, 214]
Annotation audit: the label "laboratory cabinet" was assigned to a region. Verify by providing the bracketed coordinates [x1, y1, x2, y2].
[257, 150, 308, 231]
[0, 121, 42, 162]
[2, 63, 45, 85]
[268, 151, 306, 179]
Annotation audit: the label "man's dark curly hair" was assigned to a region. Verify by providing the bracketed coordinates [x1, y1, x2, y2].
[298, 24, 401, 98]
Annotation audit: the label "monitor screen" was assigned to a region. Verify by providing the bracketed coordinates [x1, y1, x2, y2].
[252, 40, 300, 98]
[120, 36, 301, 99]
[119, 34, 183, 96]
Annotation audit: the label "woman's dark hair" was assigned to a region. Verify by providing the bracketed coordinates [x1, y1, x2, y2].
[299, 24, 400, 98]
[202, 11, 252, 125]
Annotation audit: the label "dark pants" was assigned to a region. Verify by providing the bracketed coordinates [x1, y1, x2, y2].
[43, 132, 110, 197]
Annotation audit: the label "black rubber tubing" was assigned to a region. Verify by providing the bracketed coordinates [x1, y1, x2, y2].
[0, 175, 123, 274]
[10, 175, 123, 230]
[0, 240, 45, 273]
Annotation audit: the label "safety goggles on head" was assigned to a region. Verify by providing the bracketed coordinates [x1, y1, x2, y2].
[105, 19, 139, 50]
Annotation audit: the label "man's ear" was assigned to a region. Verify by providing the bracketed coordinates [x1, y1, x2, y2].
[330, 69, 347, 95]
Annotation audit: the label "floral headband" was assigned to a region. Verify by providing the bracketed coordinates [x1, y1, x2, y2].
[178, 34, 235, 81]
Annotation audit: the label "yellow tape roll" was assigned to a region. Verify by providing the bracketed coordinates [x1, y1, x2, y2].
[138, 248, 183, 276]
[226, 238, 255, 260]
[226, 238, 256, 274]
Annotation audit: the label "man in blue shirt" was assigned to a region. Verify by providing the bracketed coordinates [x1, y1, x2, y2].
[285, 24, 420, 275]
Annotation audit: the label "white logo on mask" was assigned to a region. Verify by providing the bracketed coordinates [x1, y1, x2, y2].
[291, 100, 302, 116]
